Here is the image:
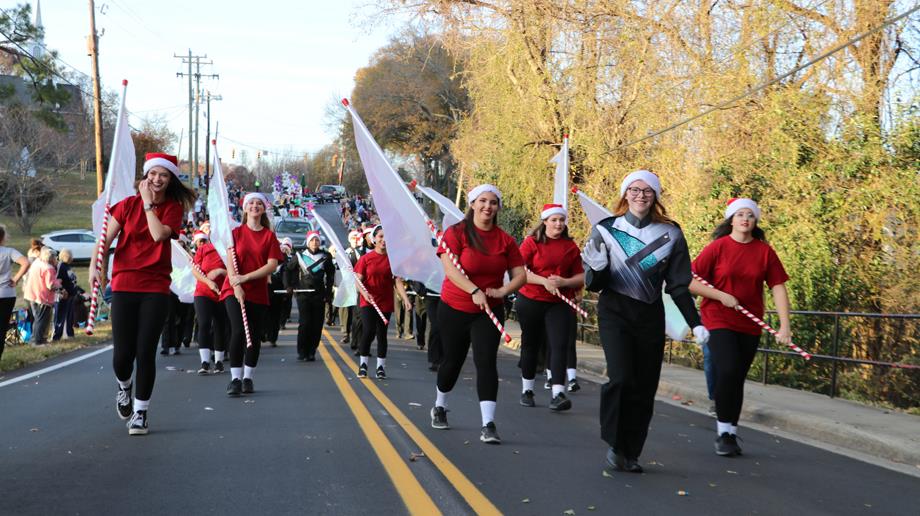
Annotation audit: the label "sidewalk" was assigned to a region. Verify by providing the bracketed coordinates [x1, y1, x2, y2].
[498, 319, 920, 472]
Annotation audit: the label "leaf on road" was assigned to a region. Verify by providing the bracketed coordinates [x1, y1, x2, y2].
[708, 483, 718, 487]
[563, 509, 575, 515]
[408, 402, 422, 407]
[726, 470, 738, 475]
[587, 506, 596, 511]
[30, 428, 39, 432]
[204, 407, 214, 411]
[521, 498, 530, 503]
[463, 440, 470, 445]
[409, 452, 426, 462]
[676, 490, 689, 496]
[244, 400, 255, 404]
[601, 470, 613, 478]
[166, 366, 177, 371]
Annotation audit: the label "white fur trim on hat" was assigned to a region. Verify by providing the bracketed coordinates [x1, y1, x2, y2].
[619, 170, 661, 198]
[467, 184, 503, 208]
[143, 157, 179, 176]
[242, 192, 270, 208]
[540, 204, 567, 220]
[279, 237, 293, 248]
[305, 231, 321, 243]
[725, 198, 761, 220]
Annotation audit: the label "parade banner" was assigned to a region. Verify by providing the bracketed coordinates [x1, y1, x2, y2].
[417, 185, 464, 230]
[207, 142, 233, 261]
[550, 135, 569, 210]
[169, 241, 196, 303]
[310, 209, 358, 308]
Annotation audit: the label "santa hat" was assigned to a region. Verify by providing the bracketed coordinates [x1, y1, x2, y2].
[305, 231, 321, 244]
[199, 221, 211, 234]
[540, 203, 567, 220]
[348, 230, 362, 241]
[192, 231, 208, 243]
[619, 170, 661, 198]
[724, 198, 761, 220]
[362, 226, 374, 235]
[467, 184, 503, 208]
[242, 192, 270, 208]
[279, 237, 293, 249]
[143, 153, 180, 177]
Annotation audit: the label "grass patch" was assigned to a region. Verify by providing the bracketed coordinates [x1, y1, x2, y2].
[1, 321, 112, 373]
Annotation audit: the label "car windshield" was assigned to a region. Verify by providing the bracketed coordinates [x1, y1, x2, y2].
[319, 186, 336, 193]
[276, 220, 313, 233]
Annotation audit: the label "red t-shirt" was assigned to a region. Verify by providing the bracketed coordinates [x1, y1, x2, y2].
[354, 251, 395, 313]
[693, 236, 789, 335]
[219, 225, 284, 306]
[439, 222, 524, 313]
[193, 242, 225, 301]
[110, 194, 182, 294]
[518, 236, 584, 303]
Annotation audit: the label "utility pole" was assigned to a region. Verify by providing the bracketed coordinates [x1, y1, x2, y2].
[203, 90, 222, 195]
[87, 0, 104, 196]
[174, 51, 217, 188]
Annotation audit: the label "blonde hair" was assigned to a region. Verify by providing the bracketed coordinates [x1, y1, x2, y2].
[59, 249, 73, 263]
[38, 246, 55, 263]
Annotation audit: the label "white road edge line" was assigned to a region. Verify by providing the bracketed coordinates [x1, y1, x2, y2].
[0, 345, 113, 389]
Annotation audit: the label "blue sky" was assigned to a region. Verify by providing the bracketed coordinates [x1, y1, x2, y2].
[24, 0, 407, 162]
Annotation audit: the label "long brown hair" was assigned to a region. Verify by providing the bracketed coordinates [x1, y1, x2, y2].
[527, 220, 572, 244]
[711, 217, 767, 242]
[461, 206, 499, 253]
[613, 196, 676, 225]
[242, 212, 272, 230]
[138, 169, 197, 211]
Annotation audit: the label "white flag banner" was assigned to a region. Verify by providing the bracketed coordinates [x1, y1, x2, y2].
[343, 99, 443, 291]
[417, 185, 464, 230]
[92, 81, 136, 235]
[549, 135, 569, 210]
[310, 209, 357, 308]
[169, 241, 196, 304]
[574, 187, 613, 226]
[207, 141, 234, 261]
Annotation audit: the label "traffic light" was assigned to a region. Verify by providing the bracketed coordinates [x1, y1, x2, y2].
[257, 150, 261, 160]
[231, 148, 236, 159]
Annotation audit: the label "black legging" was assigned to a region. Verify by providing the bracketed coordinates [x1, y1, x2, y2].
[515, 294, 573, 386]
[425, 296, 443, 366]
[194, 296, 227, 351]
[437, 303, 503, 402]
[296, 294, 325, 358]
[358, 306, 392, 358]
[224, 297, 268, 368]
[0, 296, 16, 362]
[708, 329, 760, 425]
[264, 292, 287, 344]
[111, 292, 169, 401]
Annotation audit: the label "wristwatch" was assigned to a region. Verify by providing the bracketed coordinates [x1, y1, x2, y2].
[143, 202, 154, 212]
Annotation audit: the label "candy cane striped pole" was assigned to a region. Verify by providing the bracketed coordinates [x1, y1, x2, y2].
[692, 272, 811, 360]
[524, 267, 588, 319]
[355, 276, 389, 325]
[85, 204, 111, 335]
[425, 220, 512, 343]
[228, 247, 255, 349]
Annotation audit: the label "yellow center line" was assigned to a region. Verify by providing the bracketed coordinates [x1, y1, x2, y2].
[323, 330, 502, 515]
[317, 340, 441, 516]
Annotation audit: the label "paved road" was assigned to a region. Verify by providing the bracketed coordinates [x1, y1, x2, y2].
[1, 204, 917, 515]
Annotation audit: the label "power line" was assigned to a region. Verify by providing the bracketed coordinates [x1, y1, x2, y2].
[609, 3, 920, 152]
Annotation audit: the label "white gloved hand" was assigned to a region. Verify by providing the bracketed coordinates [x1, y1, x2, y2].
[581, 240, 608, 272]
[692, 325, 710, 346]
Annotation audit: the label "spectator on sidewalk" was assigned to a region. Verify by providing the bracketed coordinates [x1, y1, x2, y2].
[24, 247, 60, 345]
[52, 249, 78, 341]
[0, 225, 31, 361]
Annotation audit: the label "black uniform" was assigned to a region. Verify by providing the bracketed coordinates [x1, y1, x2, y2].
[284, 248, 335, 360]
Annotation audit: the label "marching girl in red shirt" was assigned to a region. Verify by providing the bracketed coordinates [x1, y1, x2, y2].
[516, 203, 584, 411]
[690, 198, 791, 457]
[353, 225, 412, 379]
[221, 193, 284, 397]
[429, 184, 526, 445]
[90, 153, 196, 435]
[191, 230, 228, 375]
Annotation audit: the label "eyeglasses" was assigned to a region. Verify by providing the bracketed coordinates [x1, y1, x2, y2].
[626, 187, 655, 197]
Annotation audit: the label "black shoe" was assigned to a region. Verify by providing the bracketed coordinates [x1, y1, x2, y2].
[116, 385, 132, 420]
[708, 403, 717, 418]
[428, 363, 439, 372]
[297, 355, 307, 362]
[520, 390, 535, 407]
[375, 365, 386, 379]
[604, 448, 626, 475]
[160, 348, 169, 356]
[270, 341, 277, 348]
[715, 433, 742, 456]
[480, 422, 501, 444]
[417, 344, 425, 351]
[430, 406, 449, 429]
[353, 349, 360, 356]
[241, 378, 254, 394]
[357, 363, 368, 378]
[127, 410, 148, 435]
[197, 362, 211, 375]
[306, 355, 316, 362]
[624, 459, 644, 473]
[549, 392, 572, 411]
[227, 379, 242, 397]
[213, 361, 224, 374]
[342, 335, 350, 345]
[544, 378, 552, 390]
[567, 379, 581, 393]
[170, 348, 181, 356]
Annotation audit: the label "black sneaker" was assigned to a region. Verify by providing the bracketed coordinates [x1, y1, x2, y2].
[170, 348, 181, 356]
[116, 385, 132, 420]
[480, 422, 501, 444]
[197, 362, 211, 375]
[297, 355, 307, 362]
[520, 390, 535, 407]
[715, 433, 741, 456]
[227, 379, 242, 397]
[213, 361, 224, 374]
[342, 334, 350, 345]
[241, 378, 254, 394]
[708, 403, 717, 418]
[544, 377, 551, 390]
[306, 355, 316, 362]
[603, 448, 643, 474]
[549, 392, 572, 411]
[567, 379, 581, 393]
[375, 365, 386, 379]
[127, 410, 148, 436]
[159, 348, 169, 356]
[430, 406, 449, 429]
[357, 363, 368, 378]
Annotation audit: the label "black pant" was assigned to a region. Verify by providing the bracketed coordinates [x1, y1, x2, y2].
[516, 295, 574, 386]
[296, 294, 325, 358]
[52, 297, 75, 340]
[340, 306, 355, 336]
[225, 297, 267, 368]
[425, 297, 443, 365]
[597, 290, 666, 460]
[112, 292, 169, 401]
[264, 293, 286, 344]
[415, 306, 427, 349]
[349, 305, 363, 349]
[0, 296, 15, 362]
[194, 296, 227, 352]
[358, 306, 391, 358]
[708, 329, 760, 425]
[395, 292, 413, 336]
[436, 303, 503, 402]
[161, 297, 194, 350]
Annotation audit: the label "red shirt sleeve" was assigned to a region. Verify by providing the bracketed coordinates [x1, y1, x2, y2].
[354, 253, 367, 276]
[159, 201, 183, 239]
[266, 232, 284, 263]
[519, 237, 536, 268]
[691, 240, 718, 282]
[110, 197, 129, 227]
[764, 246, 789, 288]
[438, 224, 464, 257]
[566, 240, 584, 276]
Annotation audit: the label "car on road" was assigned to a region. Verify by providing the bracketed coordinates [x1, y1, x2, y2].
[41, 229, 116, 263]
[274, 217, 321, 250]
[316, 185, 346, 203]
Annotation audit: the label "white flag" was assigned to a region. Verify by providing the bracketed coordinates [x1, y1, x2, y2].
[574, 187, 613, 226]
[417, 185, 464, 230]
[92, 82, 136, 236]
[310, 209, 357, 308]
[549, 135, 569, 210]
[207, 141, 234, 261]
[343, 100, 443, 291]
[169, 241, 196, 303]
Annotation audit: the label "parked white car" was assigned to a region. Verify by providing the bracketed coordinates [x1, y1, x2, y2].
[41, 229, 115, 263]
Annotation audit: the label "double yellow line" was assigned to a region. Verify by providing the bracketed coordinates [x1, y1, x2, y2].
[318, 330, 500, 515]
